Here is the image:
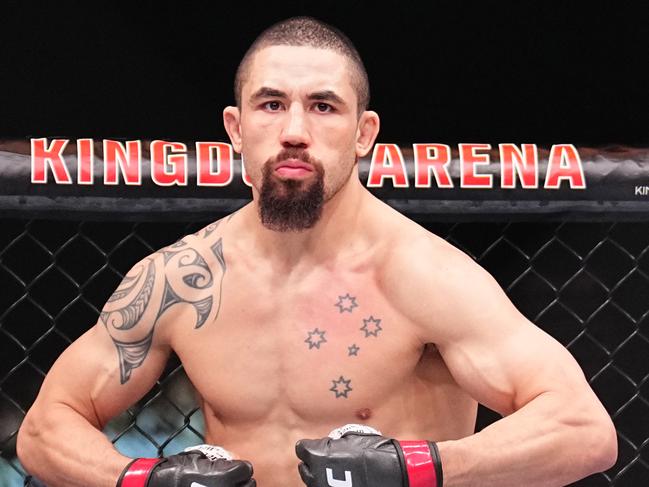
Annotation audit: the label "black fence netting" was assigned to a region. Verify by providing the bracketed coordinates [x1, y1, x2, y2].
[1, 218, 648, 486]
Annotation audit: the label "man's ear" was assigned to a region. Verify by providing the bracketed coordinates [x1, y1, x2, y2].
[355, 111, 380, 158]
[223, 106, 242, 153]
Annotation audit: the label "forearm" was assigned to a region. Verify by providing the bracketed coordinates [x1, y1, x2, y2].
[18, 402, 131, 487]
[436, 392, 616, 487]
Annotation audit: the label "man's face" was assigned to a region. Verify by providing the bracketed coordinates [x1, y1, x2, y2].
[232, 45, 364, 231]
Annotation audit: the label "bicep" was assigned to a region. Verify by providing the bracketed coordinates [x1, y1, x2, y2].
[418, 248, 591, 416]
[34, 323, 170, 428]
[437, 303, 586, 416]
[32, 254, 172, 427]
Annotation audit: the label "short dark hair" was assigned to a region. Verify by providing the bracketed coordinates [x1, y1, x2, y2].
[234, 16, 370, 115]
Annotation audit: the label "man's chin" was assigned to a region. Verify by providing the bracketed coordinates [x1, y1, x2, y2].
[258, 192, 324, 232]
[261, 219, 319, 233]
[259, 208, 323, 232]
[259, 161, 325, 232]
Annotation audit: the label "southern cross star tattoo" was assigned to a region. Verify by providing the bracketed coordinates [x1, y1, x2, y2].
[330, 376, 353, 398]
[360, 316, 382, 337]
[335, 293, 358, 313]
[305, 328, 327, 349]
[348, 344, 360, 356]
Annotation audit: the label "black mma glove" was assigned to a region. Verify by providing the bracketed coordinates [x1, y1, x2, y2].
[296, 424, 443, 487]
[117, 444, 255, 487]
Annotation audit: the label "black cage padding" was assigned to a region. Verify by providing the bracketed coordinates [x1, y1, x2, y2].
[2, 141, 649, 221]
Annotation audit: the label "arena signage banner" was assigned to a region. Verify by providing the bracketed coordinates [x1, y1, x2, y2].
[28, 138, 585, 190]
[0, 138, 647, 220]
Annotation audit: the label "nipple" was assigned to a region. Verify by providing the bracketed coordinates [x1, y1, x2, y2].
[356, 408, 372, 420]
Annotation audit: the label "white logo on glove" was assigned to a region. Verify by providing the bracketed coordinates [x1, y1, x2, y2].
[328, 423, 382, 439]
[183, 444, 233, 461]
[326, 467, 352, 487]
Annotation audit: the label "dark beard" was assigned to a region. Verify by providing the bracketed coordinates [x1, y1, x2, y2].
[258, 150, 325, 232]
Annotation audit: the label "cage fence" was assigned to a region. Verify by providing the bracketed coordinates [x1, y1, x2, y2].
[0, 218, 648, 486]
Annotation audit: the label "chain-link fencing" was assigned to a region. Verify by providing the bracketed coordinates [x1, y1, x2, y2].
[1, 218, 648, 486]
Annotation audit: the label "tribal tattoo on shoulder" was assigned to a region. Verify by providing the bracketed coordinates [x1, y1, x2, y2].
[195, 220, 221, 239]
[101, 224, 226, 384]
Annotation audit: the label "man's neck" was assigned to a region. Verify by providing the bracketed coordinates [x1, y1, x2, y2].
[240, 174, 374, 270]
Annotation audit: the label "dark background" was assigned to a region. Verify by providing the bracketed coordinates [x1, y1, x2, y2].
[1, 1, 648, 146]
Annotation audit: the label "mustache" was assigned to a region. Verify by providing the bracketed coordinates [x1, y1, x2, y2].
[271, 147, 316, 166]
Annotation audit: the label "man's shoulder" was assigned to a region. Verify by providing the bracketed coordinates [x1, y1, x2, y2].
[123, 217, 229, 304]
[155, 219, 228, 279]
[376, 215, 493, 324]
[378, 212, 474, 281]
[161, 217, 229, 258]
[368, 197, 468, 263]
[125, 218, 229, 334]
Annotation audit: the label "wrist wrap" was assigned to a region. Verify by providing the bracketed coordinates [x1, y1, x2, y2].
[116, 458, 163, 487]
[397, 441, 443, 487]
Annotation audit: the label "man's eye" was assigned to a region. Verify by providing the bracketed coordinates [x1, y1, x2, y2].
[264, 101, 282, 111]
[315, 103, 333, 113]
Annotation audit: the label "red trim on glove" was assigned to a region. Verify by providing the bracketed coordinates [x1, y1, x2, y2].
[398, 440, 438, 487]
[120, 458, 161, 487]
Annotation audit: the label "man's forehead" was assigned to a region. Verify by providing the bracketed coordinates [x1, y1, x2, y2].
[245, 45, 355, 96]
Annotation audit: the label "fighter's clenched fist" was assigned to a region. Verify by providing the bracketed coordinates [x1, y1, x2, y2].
[296, 425, 443, 487]
[117, 445, 255, 487]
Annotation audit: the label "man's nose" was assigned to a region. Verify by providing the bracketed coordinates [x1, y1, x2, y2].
[279, 104, 310, 147]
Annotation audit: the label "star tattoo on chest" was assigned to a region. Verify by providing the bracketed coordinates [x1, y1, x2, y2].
[330, 376, 353, 398]
[348, 344, 360, 356]
[305, 328, 327, 349]
[334, 293, 358, 313]
[360, 316, 382, 337]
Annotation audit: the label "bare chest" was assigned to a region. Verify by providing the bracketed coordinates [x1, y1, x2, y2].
[173, 266, 424, 424]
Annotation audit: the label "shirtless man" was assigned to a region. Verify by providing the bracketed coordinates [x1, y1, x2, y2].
[17, 16, 617, 487]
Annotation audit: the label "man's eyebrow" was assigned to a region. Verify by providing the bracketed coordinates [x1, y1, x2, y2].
[250, 87, 288, 101]
[307, 90, 346, 106]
